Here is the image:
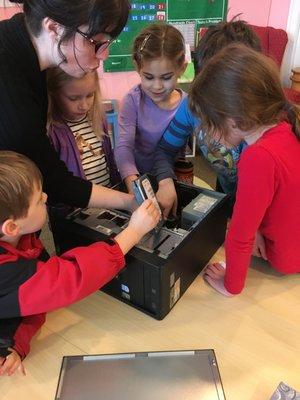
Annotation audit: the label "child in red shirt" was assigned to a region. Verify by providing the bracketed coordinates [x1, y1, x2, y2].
[189, 44, 300, 296]
[0, 151, 160, 375]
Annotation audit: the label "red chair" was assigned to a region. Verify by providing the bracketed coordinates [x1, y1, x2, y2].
[199, 25, 300, 104]
[250, 25, 287, 66]
[250, 25, 300, 103]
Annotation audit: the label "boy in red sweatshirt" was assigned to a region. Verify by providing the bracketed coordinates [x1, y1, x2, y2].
[0, 151, 159, 376]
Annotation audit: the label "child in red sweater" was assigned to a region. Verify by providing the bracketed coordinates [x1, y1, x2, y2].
[189, 44, 300, 296]
[0, 151, 160, 375]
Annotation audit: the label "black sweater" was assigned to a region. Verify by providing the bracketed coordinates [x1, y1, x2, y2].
[0, 13, 92, 207]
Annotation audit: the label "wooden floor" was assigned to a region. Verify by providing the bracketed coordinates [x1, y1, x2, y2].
[2, 178, 300, 399]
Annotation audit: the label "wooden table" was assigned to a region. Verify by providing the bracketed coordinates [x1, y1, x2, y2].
[1, 246, 300, 400]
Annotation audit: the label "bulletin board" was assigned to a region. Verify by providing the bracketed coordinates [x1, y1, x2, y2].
[104, 0, 228, 72]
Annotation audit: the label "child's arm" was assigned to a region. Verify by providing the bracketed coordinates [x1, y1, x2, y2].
[12, 314, 46, 360]
[0, 201, 159, 319]
[152, 97, 196, 182]
[224, 147, 275, 294]
[0, 313, 45, 376]
[114, 93, 139, 191]
[152, 98, 197, 216]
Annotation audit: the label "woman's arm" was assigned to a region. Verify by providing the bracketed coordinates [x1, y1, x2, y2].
[89, 184, 136, 211]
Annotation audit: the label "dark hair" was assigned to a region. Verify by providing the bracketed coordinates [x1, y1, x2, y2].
[194, 16, 262, 74]
[133, 23, 185, 70]
[189, 43, 300, 141]
[0, 151, 42, 234]
[10, 0, 130, 39]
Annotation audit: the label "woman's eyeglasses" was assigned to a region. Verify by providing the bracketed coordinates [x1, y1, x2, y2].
[76, 29, 112, 54]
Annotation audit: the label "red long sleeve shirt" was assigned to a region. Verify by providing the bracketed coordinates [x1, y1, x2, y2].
[0, 234, 125, 358]
[224, 122, 300, 294]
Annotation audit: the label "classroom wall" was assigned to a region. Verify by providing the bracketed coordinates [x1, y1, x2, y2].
[0, 0, 292, 102]
[227, 0, 291, 30]
[101, 0, 292, 102]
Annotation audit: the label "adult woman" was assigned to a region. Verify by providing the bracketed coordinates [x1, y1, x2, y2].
[0, 0, 132, 210]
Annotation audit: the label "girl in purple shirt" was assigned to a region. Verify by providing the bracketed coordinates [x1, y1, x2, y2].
[114, 23, 187, 192]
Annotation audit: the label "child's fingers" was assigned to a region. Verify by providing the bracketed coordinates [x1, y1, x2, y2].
[7, 357, 23, 376]
[142, 198, 152, 208]
[204, 264, 218, 274]
[144, 200, 161, 219]
[0, 354, 15, 375]
[149, 205, 161, 224]
[142, 200, 155, 215]
[204, 263, 225, 279]
[171, 197, 178, 217]
[258, 244, 268, 260]
[8, 360, 19, 376]
[18, 363, 26, 376]
[204, 268, 219, 280]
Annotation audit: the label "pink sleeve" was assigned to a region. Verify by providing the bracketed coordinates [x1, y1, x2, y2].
[224, 147, 276, 294]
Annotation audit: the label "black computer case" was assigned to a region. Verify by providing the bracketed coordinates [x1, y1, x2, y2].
[50, 182, 228, 320]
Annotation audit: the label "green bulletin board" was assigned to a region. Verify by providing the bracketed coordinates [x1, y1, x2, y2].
[104, 0, 228, 72]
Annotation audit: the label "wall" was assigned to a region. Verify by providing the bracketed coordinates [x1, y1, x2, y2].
[0, 0, 293, 101]
[101, 0, 292, 102]
[228, 0, 291, 29]
[281, 0, 300, 87]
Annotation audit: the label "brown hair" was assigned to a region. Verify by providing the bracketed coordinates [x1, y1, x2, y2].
[133, 23, 185, 70]
[47, 68, 104, 139]
[194, 16, 262, 74]
[189, 43, 300, 141]
[0, 151, 42, 234]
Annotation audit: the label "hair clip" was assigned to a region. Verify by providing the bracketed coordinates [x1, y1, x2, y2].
[139, 34, 151, 54]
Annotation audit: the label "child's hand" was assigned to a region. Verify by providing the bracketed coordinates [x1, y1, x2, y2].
[114, 199, 160, 255]
[252, 231, 268, 260]
[124, 175, 139, 194]
[156, 178, 178, 218]
[203, 262, 234, 297]
[128, 199, 161, 237]
[0, 348, 26, 376]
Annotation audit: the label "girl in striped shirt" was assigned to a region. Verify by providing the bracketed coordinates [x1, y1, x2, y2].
[47, 68, 119, 188]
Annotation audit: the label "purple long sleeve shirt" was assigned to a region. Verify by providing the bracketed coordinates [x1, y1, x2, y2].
[114, 84, 186, 179]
